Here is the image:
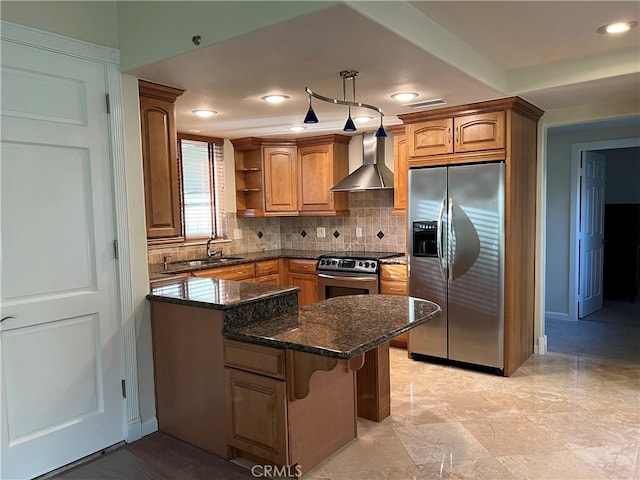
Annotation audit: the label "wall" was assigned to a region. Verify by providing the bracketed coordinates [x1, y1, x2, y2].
[604, 147, 640, 204]
[115, 1, 333, 71]
[544, 116, 640, 319]
[0, 1, 119, 47]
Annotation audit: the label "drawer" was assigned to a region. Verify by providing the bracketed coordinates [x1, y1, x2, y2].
[255, 259, 280, 276]
[380, 264, 407, 282]
[254, 273, 281, 285]
[380, 279, 408, 295]
[224, 339, 286, 379]
[287, 258, 317, 274]
[192, 262, 255, 281]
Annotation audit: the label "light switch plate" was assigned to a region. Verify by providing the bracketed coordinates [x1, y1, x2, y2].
[317, 227, 326, 238]
[356, 227, 363, 238]
[233, 229, 242, 240]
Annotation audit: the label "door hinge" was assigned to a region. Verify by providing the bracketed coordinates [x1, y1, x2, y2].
[121, 379, 127, 398]
[113, 239, 119, 259]
[105, 94, 111, 114]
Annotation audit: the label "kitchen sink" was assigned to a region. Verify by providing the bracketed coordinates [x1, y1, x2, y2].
[171, 257, 244, 267]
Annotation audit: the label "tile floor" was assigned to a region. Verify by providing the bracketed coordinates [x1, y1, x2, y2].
[304, 345, 639, 480]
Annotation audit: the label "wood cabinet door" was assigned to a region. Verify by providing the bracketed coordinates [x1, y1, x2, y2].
[297, 144, 334, 213]
[191, 263, 255, 281]
[393, 131, 408, 215]
[454, 111, 505, 152]
[407, 118, 453, 157]
[140, 95, 182, 238]
[288, 272, 318, 306]
[263, 146, 297, 213]
[225, 368, 288, 465]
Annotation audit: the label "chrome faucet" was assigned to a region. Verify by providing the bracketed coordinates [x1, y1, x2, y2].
[206, 236, 223, 258]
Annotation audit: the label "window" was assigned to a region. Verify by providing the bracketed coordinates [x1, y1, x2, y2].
[178, 135, 227, 241]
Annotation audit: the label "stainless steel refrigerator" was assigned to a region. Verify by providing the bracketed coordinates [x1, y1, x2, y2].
[408, 162, 505, 370]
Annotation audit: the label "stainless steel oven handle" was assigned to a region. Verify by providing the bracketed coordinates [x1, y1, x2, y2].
[317, 273, 378, 282]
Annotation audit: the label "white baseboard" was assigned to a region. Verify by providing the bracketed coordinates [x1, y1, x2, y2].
[534, 334, 548, 355]
[545, 311, 571, 321]
[141, 417, 159, 437]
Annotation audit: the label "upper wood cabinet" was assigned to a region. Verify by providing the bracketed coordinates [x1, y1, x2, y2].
[139, 80, 185, 240]
[297, 135, 350, 216]
[232, 134, 350, 217]
[406, 118, 452, 157]
[400, 99, 535, 167]
[388, 126, 408, 216]
[263, 146, 297, 214]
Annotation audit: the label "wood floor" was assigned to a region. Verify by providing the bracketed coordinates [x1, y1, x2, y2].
[49, 432, 254, 480]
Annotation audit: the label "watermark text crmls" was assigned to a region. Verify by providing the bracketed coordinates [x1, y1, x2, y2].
[250, 464, 302, 478]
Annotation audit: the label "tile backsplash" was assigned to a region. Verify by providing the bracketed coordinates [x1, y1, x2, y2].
[148, 190, 406, 264]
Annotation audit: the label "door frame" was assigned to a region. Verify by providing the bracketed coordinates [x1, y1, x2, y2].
[1, 21, 141, 442]
[569, 137, 640, 321]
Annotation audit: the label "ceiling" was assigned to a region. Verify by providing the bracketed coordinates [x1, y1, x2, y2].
[128, 1, 640, 139]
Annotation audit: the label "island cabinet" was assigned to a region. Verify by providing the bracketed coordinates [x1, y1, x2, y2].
[388, 125, 408, 216]
[296, 135, 350, 216]
[380, 264, 409, 349]
[139, 80, 185, 240]
[285, 259, 318, 306]
[224, 339, 357, 475]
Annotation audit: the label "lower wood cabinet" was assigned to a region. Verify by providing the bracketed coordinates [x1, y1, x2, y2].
[255, 259, 282, 285]
[191, 263, 256, 281]
[285, 259, 318, 306]
[380, 264, 409, 349]
[225, 367, 289, 465]
[223, 339, 357, 474]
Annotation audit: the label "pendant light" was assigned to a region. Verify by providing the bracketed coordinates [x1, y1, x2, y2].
[303, 70, 387, 137]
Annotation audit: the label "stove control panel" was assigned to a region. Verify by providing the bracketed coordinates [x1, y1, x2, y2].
[317, 257, 379, 274]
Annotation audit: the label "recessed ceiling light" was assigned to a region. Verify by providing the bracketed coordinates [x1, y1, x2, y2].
[597, 21, 638, 34]
[391, 92, 418, 102]
[354, 116, 374, 124]
[290, 126, 306, 132]
[192, 109, 217, 118]
[261, 95, 290, 104]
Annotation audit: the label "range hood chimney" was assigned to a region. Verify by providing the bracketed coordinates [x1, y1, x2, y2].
[330, 132, 394, 192]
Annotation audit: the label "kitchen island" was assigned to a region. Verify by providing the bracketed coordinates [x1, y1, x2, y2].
[147, 277, 440, 474]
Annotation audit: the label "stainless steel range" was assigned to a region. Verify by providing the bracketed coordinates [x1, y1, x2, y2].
[317, 252, 403, 300]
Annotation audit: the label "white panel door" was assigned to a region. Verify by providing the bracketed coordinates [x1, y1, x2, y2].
[579, 151, 606, 318]
[1, 40, 123, 479]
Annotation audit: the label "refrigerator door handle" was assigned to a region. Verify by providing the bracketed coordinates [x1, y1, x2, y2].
[437, 197, 447, 281]
[448, 196, 454, 281]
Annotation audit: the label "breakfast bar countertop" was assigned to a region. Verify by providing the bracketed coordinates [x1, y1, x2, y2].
[223, 294, 441, 359]
[147, 276, 299, 311]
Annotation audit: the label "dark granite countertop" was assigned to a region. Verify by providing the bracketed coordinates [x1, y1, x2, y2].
[147, 276, 299, 311]
[223, 294, 441, 359]
[149, 249, 405, 280]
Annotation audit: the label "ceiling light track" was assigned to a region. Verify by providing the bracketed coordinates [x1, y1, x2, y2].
[304, 70, 387, 137]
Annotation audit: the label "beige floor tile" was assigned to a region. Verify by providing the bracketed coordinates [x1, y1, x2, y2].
[496, 450, 610, 480]
[572, 443, 639, 480]
[462, 415, 567, 456]
[526, 408, 640, 449]
[393, 423, 492, 465]
[303, 464, 422, 480]
[416, 457, 517, 480]
[307, 434, 414, 477]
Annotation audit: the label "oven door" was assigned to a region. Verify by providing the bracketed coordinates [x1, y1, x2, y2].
[317, 272, 379, 300]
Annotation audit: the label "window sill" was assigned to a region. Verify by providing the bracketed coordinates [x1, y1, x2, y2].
[147, 238, 232, 250]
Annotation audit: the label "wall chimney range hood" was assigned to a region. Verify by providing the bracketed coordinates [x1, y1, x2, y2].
[330, 132, 394, 192]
